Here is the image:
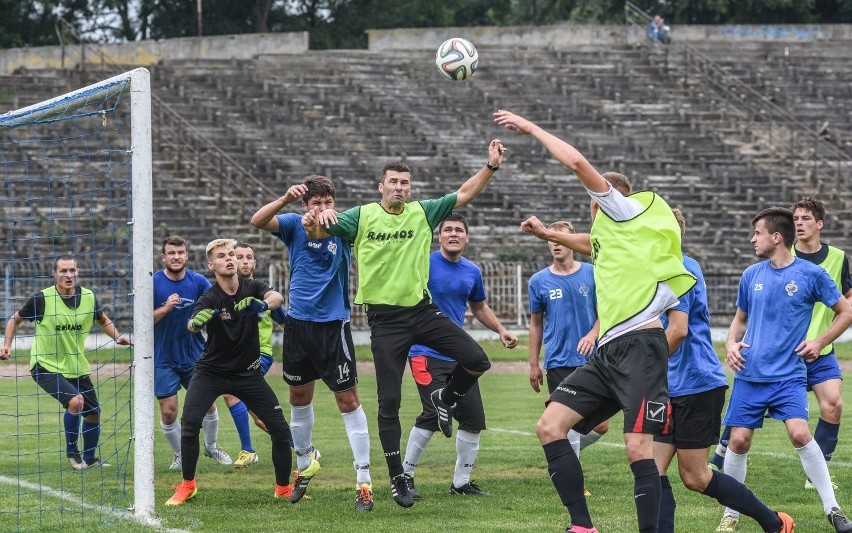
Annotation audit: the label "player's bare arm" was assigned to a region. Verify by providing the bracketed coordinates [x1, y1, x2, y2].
[302, 206, 336, 240]
[796, 296, 852, 362]
[98, 313, 131, 346]
[469, 300, 518, 349]
[0, 313, 23, 360]
[664, 309, 689, 356]
[494, 110, 608, 194]
[262, 290, 285, 311]
[520, 216, 593, 256]
[528, 311, 544, 393]
[454, 139, 506, 208]
[251, 184, 309, 232]
[725, 308, 749, 372]
[577, 318, 600, 356]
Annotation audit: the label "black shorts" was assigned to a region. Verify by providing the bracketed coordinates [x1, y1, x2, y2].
[549, 328, 670, 435]
[409, 355, 485, 432]
[282, 316, 358, 392]
[654, 386, 727, 449]
[31, 364, 100, 414]
[546, 366, 579, 395]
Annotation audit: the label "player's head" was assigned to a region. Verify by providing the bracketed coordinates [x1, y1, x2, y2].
[161, 235, 189, 274]
[790, 196, 825, 242]
[53, 255, 78, 292]
[751, 207, 795, 258]
[547, 221, 575, 263]
[379, 161, 412, 210]
[589, 172, 632, 221]
[671, 208, 686, 238]
[206, 238, 237, 276]
[438, 214, 469, 259]
[234, 242, 256, 279]
[301, 175, 336, 213]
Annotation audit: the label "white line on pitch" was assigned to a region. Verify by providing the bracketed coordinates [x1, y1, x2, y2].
[0, 475, 189, 533]
[490, 428, 852, 468]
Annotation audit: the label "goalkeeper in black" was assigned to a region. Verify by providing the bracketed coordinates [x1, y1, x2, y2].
[166, 238, 294, 505]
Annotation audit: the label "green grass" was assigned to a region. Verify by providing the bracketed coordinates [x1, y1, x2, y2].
[2, 352, 851, 532]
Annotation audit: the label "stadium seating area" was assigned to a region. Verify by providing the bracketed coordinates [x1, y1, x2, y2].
[2, 37, 850, 322]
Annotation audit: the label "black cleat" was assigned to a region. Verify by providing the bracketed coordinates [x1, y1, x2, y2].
[391, 474, 415, 508]
[430, 388, 454, 438]
[403, 474, 421, 500]
[449, 481, 488, 496]
[829, 507, 852, 533]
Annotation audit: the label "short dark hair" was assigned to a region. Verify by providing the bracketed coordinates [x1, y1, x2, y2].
[53, 255, 76, 270]
[790, 196, 826, 223]
[752, 207, 795, 247]
[381, 161, 411, 183]
[234, 242, 254, 253]
[162, 235, 187, 254]
[302, 175, 335, 203]
[439, 213, 469, 234]
[602, 172, 631, 195]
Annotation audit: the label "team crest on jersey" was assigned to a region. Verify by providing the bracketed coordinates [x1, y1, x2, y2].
[579, 283, 590, 297]
[327, 241, 338, 255]
[220, 308, 232, 320]
[785, 280, 798, 297]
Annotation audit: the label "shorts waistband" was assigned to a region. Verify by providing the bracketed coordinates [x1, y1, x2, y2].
[364, 294, 431, 314]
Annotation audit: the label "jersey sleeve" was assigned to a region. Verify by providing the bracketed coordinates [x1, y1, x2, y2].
[587, 185, 643, 221]
[18, 294, 40, 322]
[252, 279, 272, 299]
[841, 254, 852, 294]
[528, 275, 544, 313]
[326, 206, 360, 240]
[192, 288, 215, 318]
[736, 270, 751, 313]
[92, 294, 104, 321]
[419, 193, 458, 230]
[469, 269, 486, 303]
[671, 288, 691, 313]
[814, 267, 842, 308]
[275, 213, 295, 245]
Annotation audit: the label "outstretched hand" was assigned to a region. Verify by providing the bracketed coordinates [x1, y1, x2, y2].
[488, 139, 507, 167]
[494, 110, 536, 135]
[283, 183, 309, 204]
[191, 308, 217, 330]
[235, 297, 268, 316]
[520, 216, 549, 239]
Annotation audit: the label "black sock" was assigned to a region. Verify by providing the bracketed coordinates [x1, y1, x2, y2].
[703, 470, 780, 532]
[543, 439, 593, 528]
[631, 459, 660, 533]
[658, 475, 676, 533]
[377, 416, 404, 478]
[442, 364, 479, 406]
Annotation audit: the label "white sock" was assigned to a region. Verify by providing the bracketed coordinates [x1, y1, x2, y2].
[160, 420, 181, 454]
[579, 430, 603, 451]
[721, 449, 748, 519]
[403, 426, 434, 476]
[453, 430, 480, 488]
[798, 438, 839, 514]
[202, 409, 219, 449]
[291, 403, 315, 471]
[714, 441, 728, 457]
[342, 405, 371, 484]
[567, 429, 582, 457]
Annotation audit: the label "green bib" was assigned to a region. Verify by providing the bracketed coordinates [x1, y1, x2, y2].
[30, 286, 95, 377]
[353, 202, 433, 307]
[590, 191, 696, 338]
[259, 313, 273, 356]
[803, 245, 845, 356]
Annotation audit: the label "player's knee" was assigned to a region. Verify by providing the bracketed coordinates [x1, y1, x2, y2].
[67, 395, 85, 415]
[267, 419, 292, 445]
[465, 357, 491, 374]
[821, 397, 843, 421]
[790, 430, 814, 448]
[535, 416, 564, 444]
[335, 391, 360, 413]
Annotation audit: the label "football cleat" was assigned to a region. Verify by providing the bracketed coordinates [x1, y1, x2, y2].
[169, 453, 182, 471]
[430, 388, 454, 438]
[165, 479, 197, 506]
[233, 450, 259, 469]
[355, 483, 374, 512]
[274, 483, 293, 500]
[716, 513, 739, 532]
[775, 511, 795, 533]
[828, 507, 852, 533]
[403, 474, 421, 500]
[67, 452, 86, 471]
[290, 456, 321, 503]
[203, 442, 232, 465]
[449, 481, 488, 496]
[391, 474, 415, 508]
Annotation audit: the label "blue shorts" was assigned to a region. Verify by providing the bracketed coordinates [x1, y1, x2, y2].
[260, 354, 273, 375]
[31, 364, 100, 414]
[723, 376, 809, 428]
[806, 353, 843, 389]
[155, 366, 194, 399]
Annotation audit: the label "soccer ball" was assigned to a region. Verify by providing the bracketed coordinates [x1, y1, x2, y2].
[435, 37, 479, 81]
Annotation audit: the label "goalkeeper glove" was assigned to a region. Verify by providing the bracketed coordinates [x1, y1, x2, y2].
[191, 308, 217, 330]
[235, 297, 268, 315]
[270, 306, 287, 325]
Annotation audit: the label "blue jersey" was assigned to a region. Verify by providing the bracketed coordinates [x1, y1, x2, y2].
[661, 256, 727, 397]
[153, 269, 211, 370]
[528, 263, 597, 369]
[275, 212, 351, 322]
[736, 257, 841, 383]
[409, 252, 486, 362]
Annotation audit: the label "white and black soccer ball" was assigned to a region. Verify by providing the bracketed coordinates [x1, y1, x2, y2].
[435, 37, 479, 81]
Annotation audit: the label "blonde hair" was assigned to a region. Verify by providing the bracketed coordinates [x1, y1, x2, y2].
[548, 220, 575, 233]
[206, 238, 237, 260]
[671, 208, 686, 238]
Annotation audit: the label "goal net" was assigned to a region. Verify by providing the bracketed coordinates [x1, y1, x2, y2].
[0, 69, 154, 531]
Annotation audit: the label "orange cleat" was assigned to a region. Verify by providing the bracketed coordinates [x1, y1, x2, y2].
[165, 479, 197, 506]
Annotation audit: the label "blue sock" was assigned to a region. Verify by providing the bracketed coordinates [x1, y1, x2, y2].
[659, 475, 676, 533]
[81, 419, 100, 461]
[814, 418, 840, 463]
[64, 412, 80, 454]
[229, 401, 254, 452]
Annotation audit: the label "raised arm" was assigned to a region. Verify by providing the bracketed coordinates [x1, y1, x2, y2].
[494, 110, 608, 194]
[469, 300, 518, 349]
[251, 184, 308, 232]
[520, 216, 593, 256]
[455, 139, 507, 208]
[0, 313, 23, 360]
[302, 206, 333, 240]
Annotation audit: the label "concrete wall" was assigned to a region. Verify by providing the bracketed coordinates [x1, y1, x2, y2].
[0, 31, 308, 75]
[367, 24, 852, 50]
